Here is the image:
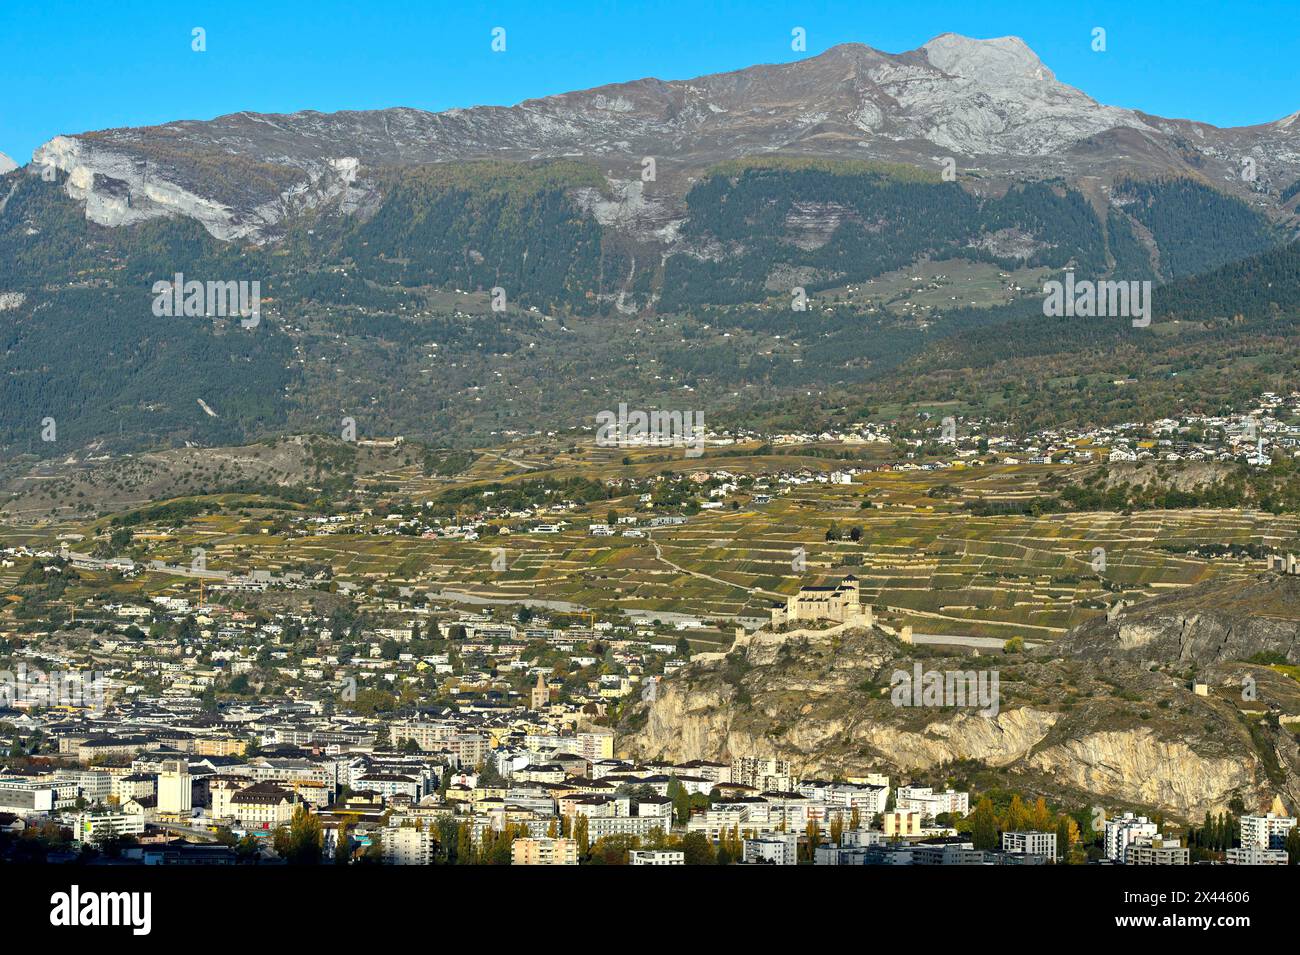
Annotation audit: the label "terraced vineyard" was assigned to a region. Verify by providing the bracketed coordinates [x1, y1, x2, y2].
[14, 443, 1297, 643]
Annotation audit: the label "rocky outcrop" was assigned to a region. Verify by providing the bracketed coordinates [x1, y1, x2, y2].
[1058, 574, 1300, 667]
[1027, 730, 1252, 815]
[31, 135, 368, 242]
[619, 607, 1300, 819]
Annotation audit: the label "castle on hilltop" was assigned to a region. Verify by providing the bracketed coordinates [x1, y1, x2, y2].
[771, 575, 874, 629]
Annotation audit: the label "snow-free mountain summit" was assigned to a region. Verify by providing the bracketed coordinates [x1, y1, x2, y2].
[25, 34, 1300, 242]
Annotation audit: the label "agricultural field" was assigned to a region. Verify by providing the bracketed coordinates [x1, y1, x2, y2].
[6, 440, 1295, 643]
[812, 258, 1052, 316]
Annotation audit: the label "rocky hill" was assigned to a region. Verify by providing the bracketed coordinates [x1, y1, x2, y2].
[0, 435, 425, 521]
[1058, 573, 1300, 667]
[618, 580, 1300, 819]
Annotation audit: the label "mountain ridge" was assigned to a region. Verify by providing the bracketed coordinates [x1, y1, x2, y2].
[23, 34, 1300, 243]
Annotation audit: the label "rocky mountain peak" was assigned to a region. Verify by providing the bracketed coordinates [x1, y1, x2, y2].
[921, 33, 1053, 83]
[0, 151, 17, 175]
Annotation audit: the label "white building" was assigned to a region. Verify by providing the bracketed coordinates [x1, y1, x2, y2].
[0, 777, 57, 817]
[68, 810, 146, 844]
[1002, 830, 1057, 859]
[1125, 837, 1189, 865]
[743, 833, 799, 866]
[157, 760, 192, 815]
[1239, 813, 1296, 850]
[383, 826, 434, 865]
[1104, 812, 1158, 861]
[1225, 845, 1289, 865]
[629, 850, 684, 865]
[895, 785, 968, 818]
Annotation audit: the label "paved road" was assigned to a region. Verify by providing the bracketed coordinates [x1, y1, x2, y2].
[479, 450, 538, 471]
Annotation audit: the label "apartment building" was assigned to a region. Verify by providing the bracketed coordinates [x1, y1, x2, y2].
[1239, 813, 1296, 851]
[1125, 837, 1189, 865]
[383, 825, 434, 865]
[511, 837, 578, 865]
[1002, 830, 1057, 859]
[1225, 845, 1289, 865]
[912, 840, 987, 865]
[743, 832, 799, 865]
[882, 810, 925, 838]
[629, 850, 684, 865]
[896, 785, 969, 818]
[226, 783, 300, 830]
[69, 809, 146, 845]
[731, 756, 792, 792]
[1104, 812, 1158, 861]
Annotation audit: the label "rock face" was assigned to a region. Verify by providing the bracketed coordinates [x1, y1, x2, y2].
[0, 152, 17, 175]
[31, 135, 368, 242]
[28, 34, 1300, 241]
[618, 612, 1300, 819]
[1026, 730, 1253, 816]
[1058, 573, 1300, 667]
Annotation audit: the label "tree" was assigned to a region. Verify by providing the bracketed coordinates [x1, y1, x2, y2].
[717, 824, 743, 863]
[829, 815, 844, 847]
[1056, 815, 1081, 864]
[360, 831, 383, 865]
[804, 819, 821, 861]
[667, 778, 692, 826]
[1004, 794, 1031, 833]
[680, 831, 715, 865]
[966, 797, 1000, 852]
[455, 822, 473, 865]
[334, 823, 354, 865]
[574, 814, 590, 859]
[1029, 797, 1053, 832]
[588, 833, 638, 865]
[275, 805, 323, 865]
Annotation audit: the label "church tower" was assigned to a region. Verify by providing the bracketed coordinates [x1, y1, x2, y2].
[531, 672, 549, 711]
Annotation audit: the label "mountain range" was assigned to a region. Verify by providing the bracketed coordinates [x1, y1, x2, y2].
[23, 34, 1300, 243]
[2, 34, 1300, 457]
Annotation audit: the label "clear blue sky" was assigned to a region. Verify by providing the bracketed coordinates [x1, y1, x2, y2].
[1, 0, 1297, 162]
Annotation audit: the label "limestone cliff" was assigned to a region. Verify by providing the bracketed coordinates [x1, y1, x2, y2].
[619, 610, 1300, 819]
[31, 135, 369, 243]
